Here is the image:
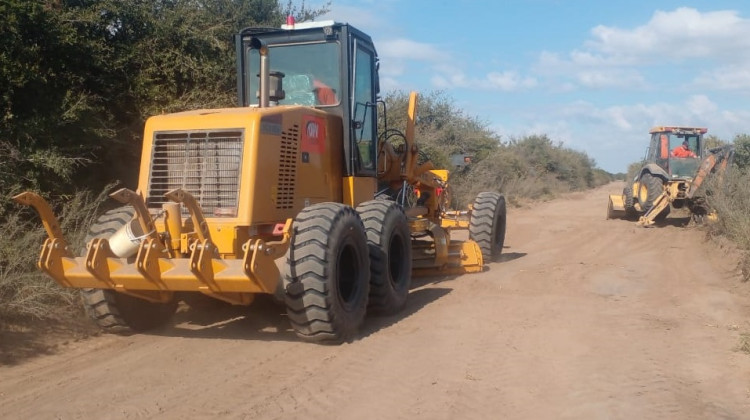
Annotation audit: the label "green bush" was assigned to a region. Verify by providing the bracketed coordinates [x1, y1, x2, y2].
[380, 93, 613, 207]
[448, 135, 612, 207]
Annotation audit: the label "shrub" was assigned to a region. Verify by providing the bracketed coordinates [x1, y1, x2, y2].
[0, 187, 112, 320]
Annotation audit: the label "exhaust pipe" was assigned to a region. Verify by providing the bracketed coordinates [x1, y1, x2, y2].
[250, 37, 270, 108]
[250, 37, 285, 107]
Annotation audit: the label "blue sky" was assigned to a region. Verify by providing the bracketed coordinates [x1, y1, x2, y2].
[314, 0, 750, 173]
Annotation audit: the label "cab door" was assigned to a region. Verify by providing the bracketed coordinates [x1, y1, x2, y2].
[350, 38, 377, 176]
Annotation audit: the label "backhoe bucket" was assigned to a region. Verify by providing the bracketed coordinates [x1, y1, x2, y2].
[607, 194, 626, 219]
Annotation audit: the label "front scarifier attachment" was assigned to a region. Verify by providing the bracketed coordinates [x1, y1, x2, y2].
[13, 188, 293, 308]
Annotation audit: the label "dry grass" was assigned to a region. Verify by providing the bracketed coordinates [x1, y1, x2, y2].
[0, 187, 113, 321]
[736, 333, 750, 354]
[704, 170, 750, 281]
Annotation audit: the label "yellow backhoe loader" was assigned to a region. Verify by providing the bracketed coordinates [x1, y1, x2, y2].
[607, 126, 734, 226]
[14, 21, 507, 343]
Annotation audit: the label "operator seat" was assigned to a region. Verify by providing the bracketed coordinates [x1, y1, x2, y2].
[282, 74, 317, 106]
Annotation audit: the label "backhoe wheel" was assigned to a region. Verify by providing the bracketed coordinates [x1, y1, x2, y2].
[469, 192, 507, 261]
[284, 203, 370, 343]
[640, 172, 665, 211]
[80, 207, 177, 334]
[356, 200, 412, 316]
[623, 185, 638, 219]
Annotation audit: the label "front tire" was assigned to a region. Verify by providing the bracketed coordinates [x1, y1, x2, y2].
[469, 192, 507, 261]
[284, 203, 370, 343]
[357, 200, 412, 316]
[80, 207, 177, 333]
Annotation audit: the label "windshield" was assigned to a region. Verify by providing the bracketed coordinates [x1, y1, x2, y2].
[246, 41, 340, 107]
[669, 133, 700, 154]
[668, 133, 701, 178]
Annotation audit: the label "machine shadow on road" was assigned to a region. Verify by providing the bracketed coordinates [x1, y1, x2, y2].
[0, 318, 98, 366]
[627, 216, 692, 228]
[495, 251, 526, 263]
[150, 286, 454, 343]
[151, 295, 299, 342]
[656, 216, 692, 228]
[359, 287, 452, 340]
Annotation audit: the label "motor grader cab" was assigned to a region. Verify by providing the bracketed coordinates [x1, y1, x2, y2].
[607, 126, 734, 226]
[14, 21, 507, 343]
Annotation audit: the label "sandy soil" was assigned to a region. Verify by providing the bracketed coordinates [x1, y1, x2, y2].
[1, 182, 749, 419]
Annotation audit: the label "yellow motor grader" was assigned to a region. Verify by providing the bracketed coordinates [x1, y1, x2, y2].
[14, 21, 507, 343]
[607, 126, 734, 226]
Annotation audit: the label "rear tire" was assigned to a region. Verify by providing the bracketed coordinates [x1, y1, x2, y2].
[357, 200, 412, 316]
[284, 203, 370, 343]
[469, 192, 507, 261]
[623, 185, 638, 219]
[640, 172, 664, 211]
[80, 207, 177, 333]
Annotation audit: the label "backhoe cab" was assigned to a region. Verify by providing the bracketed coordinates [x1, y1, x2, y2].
[15, 21, 507, 343]
[607, 126, 734, 226]
[646, 126, 705, 180]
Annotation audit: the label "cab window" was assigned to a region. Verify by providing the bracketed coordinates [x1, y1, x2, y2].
[246, 42, 340, 107]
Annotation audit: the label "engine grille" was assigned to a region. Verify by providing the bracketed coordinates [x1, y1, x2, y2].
[147, 130, 244, 217]
[276, 125, 299, 209]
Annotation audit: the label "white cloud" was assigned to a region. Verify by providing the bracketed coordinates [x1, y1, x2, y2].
[498, 95, 750, 172]
[317, 5, 388, 34]
[686, 94, 719, 115]
[576, 69, 645, 89]
[694, 66, 750, 91]
[432, 70, 536, 92]
[377, 39, 444, 61]
[378, 76, 402, 93]
[555, 97, 717, 132]
[535, 8, 750, 92]
[379, 61, 406, 78]
[586, 8, 750, 62]
[486, 71, 538, 91]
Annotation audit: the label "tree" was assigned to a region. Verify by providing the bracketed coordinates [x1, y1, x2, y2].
[733, 134, 750, 172]
[380, 90, 500, 170]
[0, 0, 328, 202]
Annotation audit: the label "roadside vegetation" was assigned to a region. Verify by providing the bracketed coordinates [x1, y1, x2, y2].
[1, 1, 611, 322]
[703, 135, 750, 280]
[381, 91, 612, 207]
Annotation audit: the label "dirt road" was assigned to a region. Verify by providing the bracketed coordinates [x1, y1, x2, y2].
[2, 183, 749, 419]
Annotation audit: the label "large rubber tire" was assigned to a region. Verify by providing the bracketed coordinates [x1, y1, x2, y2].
[622, 185, 638, 219]
[640, 172, 665, 211]
[284, 203, 370, 343]
[469, 192, 507, 261]
[80, 207, 178, 333]
[356, 200, 412, 316]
